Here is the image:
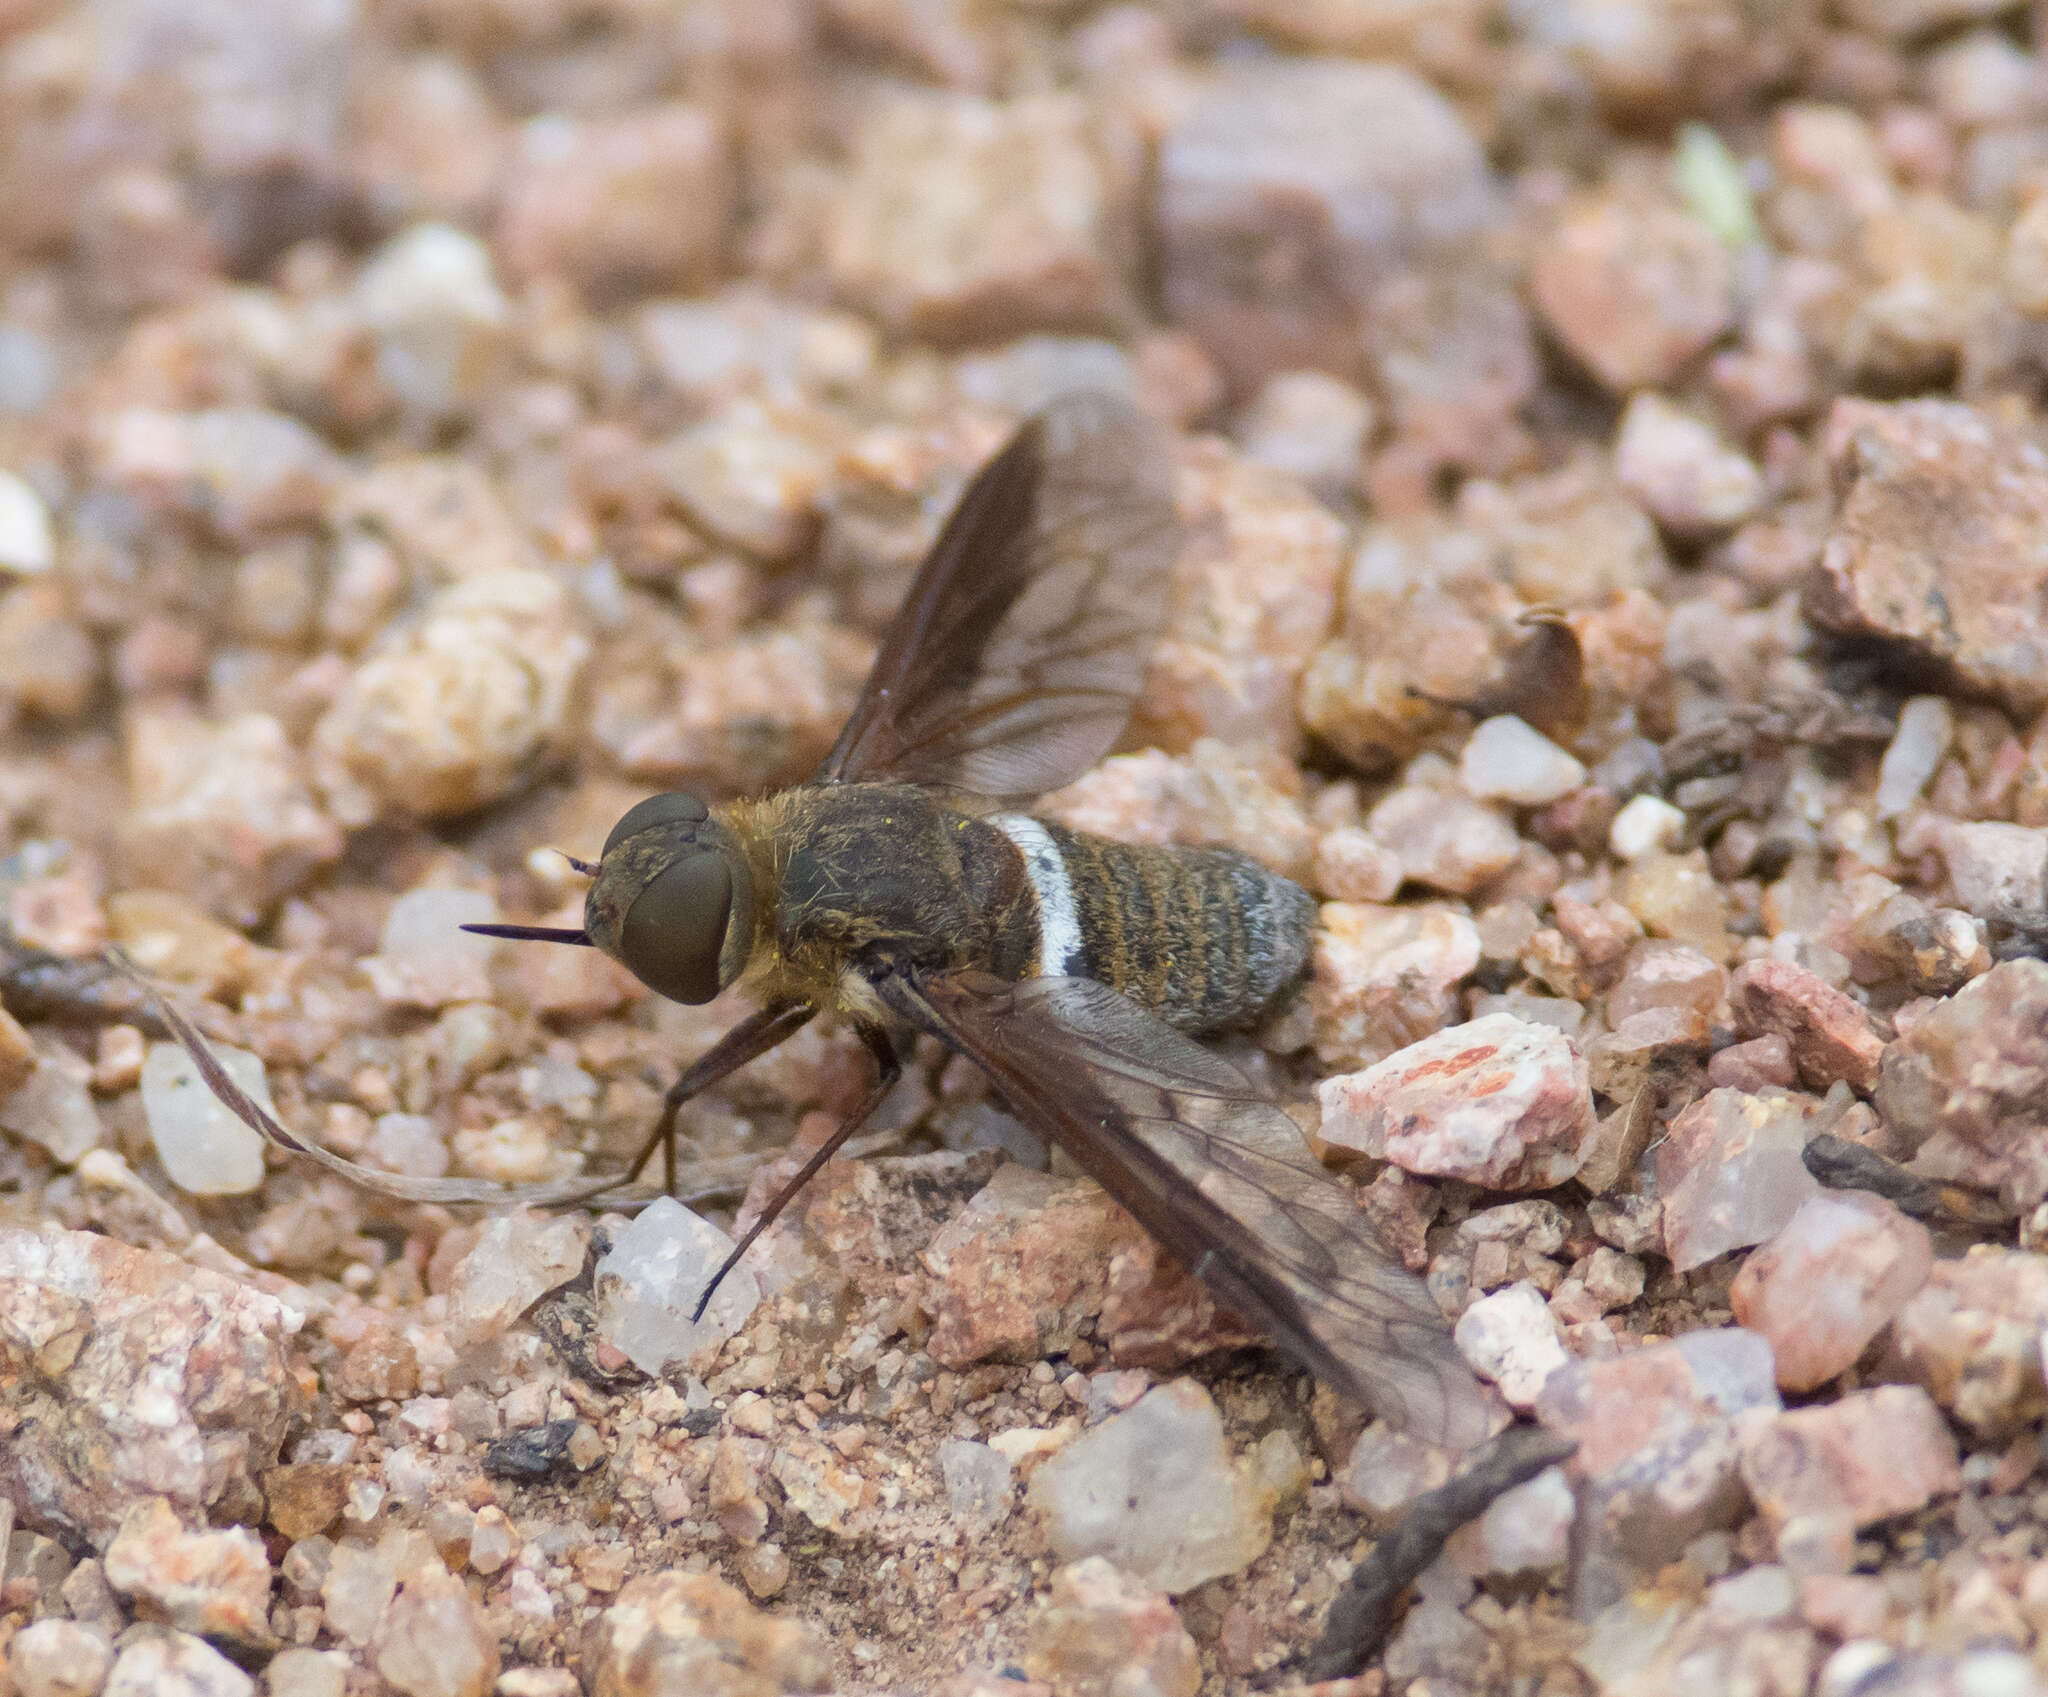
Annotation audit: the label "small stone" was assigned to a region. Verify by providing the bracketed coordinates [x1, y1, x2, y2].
[1023, 1558, 1200, 1697]
[1232, 371, 1375, 503]
[446, 1212, 588, 1345]
[1126, 444, 1342, 761]
[8, 868, 103, 958]
[1618, 850, 1731, 959]
[263, 1464, 348, 1541]
[360, 887, 500, 1010]
[1657, 1088, 1829, 1272]
[104, 1497, 272, 1645]
[651, 400, 833, 563]
[496, 105, 730, 301]
[1551, 1247, 1647, 1325]
[1585, 1005, 1711, 1104]
[1840, 891, 1985, 997]
[1614, 393, 1763, 537]
[119, 711, 344, 927]
[1337, 1421, 1453, 1522]
[921, 1166, 1125, 1368]
[1728, 959, 1886, 1094]
[0, 580, 95, 720]
[1936, 821, 2048, 928]
[770, 1435, 864, 1535]
[313, 569, 589, 823]
[1797, 1573, 1889, 1641]
[734, 1543, 789, 1602]
[1460, 715, 1587, 806]
[0, 1004, 32, 1097]
[0, 1040, 105, 1165]
[825, 90, 1127, 344]
[354, 225, 512, 426]
[468, 1508, 516, 1576]
[637, 289, 876, 411]
[372, 1559, 498, 1697]
[1025, 1381, 1281, 1592]
[1318, 1013, 1595, 1189]
[1041, 741, 1317, 886]
[1737, 1385, 1961, 1536]
[1531, 189, 1734, 393]
[320, 1540, 394, 1646]
[1536, 1329, 1781, 1615]
[1454, 1282, 1569, 1408]
[938, 1439, 1014, 1534]
[1876, 958, 2048, 1205]
[1809, 399, 2048, 716]
[1160, 59, 1495, 388]
[1607, 940, 1727, 1026]
[593, 1197, 761, 1377]
[96, 407, 343, 544]
[0, 1230, 299, 1546]
[1448, 1200, 1570, 1299]
[954, 337, 1137, 415]
[1885, 1247, 2048, 1438]
[1451, 1465, 1574, 1578]
[590, 616, 874, 794]
[1610, 794, 1686, 861]
[102, 1628, 253, 1697]
[8, 1619, 113, 1697]
[1366, 781, 1521, 895]
[263, 1649, 348, 1697]
[365, 1113, 448, 1180]
[1311, 826, 1402, 903]
[1875, 696, 1955, 819]
[1708, 1034, 1800, 1093]
[1730, 1193, 1933, 1391]
[140, 1039, 270, 1196]
[106, 890, 260, 999]
[0, 469, 53, 575]
[584, 1570, 832, 1697]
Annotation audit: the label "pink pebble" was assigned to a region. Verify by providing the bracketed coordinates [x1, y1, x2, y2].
[1730, 1191, 1933, 1392]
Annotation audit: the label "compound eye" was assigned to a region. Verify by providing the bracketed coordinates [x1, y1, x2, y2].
[617, 850, 733, 1005]
[604, 792, 709, 858]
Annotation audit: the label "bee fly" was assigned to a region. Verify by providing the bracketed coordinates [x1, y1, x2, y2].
[478, 395, 1487, 1446]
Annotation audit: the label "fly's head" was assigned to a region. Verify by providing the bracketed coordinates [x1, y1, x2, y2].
[584, 793, 757, 1005]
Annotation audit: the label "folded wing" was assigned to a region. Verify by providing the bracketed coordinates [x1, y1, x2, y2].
[881, 969, 1502, 1450]
[817, 392, 1181, 800]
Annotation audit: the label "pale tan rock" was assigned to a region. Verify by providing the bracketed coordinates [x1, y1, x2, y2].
[1319, 1013, 1595, 1189]
[1737, 1386, 1960, 1533]
[1531, 188, 1734, 393]
[0, 1229, 301, 1547]
[1310, 901, 1479, 1070]
[1809, 399, 2048, 716]
[496, 104, 730, 300]
[584, 1570, 831, 1697]
[1729, 1193, 1933, 1391]
[1023, 1557, 1200, 1697]
[312, 568, 588, 822]
[118, 711, 342, 927]
[825, 91, 1130, 344]
[104, 1497, 273, 1646]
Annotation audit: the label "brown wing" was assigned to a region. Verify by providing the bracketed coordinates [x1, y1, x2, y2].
[817, 392, 1181, 800]
[880, 969, 1502, 1450]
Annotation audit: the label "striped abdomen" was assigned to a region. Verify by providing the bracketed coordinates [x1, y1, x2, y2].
[989, 816, 1316, 1034]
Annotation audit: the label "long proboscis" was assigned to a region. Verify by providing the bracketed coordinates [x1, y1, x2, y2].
[460, 923, 593, 945]
[104, 948, 739, 1209]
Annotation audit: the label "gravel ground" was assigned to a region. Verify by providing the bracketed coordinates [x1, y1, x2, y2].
[8, 2, 2048, 1695]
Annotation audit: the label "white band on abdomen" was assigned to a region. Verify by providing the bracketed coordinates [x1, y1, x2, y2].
[990, 815, 1084, 977]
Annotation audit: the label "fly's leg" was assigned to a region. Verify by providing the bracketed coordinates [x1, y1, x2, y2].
[689, 1021, 900, 1320]
[563, 1000, 817, 1205]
